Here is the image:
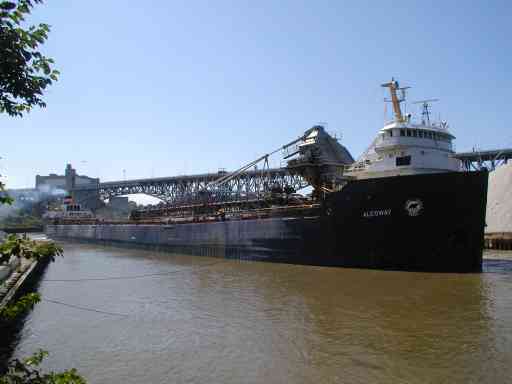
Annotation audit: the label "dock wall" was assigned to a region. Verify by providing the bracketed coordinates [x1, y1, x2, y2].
[0, 258, 20, 285]
[0, 258, 49, 313]
[484, 232, 512, 250]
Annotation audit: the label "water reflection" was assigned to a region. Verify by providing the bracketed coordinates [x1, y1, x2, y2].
[4, 244, 512, 383]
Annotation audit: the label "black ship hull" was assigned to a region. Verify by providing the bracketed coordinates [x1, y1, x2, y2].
[320, 170, 488, 272]
[46, 171, 488, 272]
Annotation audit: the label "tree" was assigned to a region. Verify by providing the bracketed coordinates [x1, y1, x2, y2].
[0, 236, 62, 326]
[0, 2, 85, 382]
[0, 0, 59, 117]
[0, 350, 86, 384]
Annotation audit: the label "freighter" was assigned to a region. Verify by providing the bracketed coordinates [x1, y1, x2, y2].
[46, 79, 488, 272]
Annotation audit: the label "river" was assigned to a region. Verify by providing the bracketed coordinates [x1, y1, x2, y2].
[6, 242, 512, 383]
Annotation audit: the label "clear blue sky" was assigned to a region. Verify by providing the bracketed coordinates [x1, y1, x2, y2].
[2, 0, 511, 189]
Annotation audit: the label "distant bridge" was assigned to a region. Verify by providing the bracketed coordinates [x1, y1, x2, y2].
[62, 148, 512, 208]
[72, 168, 309, 206]
[453, 148, 512, 171]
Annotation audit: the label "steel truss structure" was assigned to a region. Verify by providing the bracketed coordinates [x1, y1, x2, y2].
[453, 148, 512, 171]
[72, 168, 309, 206]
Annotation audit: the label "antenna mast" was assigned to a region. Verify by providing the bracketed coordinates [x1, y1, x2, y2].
[381, 78, 410, 123]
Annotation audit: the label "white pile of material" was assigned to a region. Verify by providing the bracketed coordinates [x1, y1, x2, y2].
[486, 162, 512, 233]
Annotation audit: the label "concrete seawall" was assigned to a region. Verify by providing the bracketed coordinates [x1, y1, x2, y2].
[0, 257, 49, 312]
[0, 258, 20, 286]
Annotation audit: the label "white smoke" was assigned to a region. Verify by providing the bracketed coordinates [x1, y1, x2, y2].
[51, 188, 67, 197]
[0, 186, 69, 219]
[36, 184, 67, 197]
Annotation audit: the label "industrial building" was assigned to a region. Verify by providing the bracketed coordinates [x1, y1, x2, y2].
[35, 164, 99, 192]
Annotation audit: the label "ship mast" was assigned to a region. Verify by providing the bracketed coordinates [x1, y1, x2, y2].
[381, 78, 408, 123]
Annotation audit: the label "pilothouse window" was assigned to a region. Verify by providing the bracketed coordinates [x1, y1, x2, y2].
[400, 129, 405, 136]
[396, 155, 411, 166]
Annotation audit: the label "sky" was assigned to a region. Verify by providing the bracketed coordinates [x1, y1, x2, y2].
[2, 0, 511, 192]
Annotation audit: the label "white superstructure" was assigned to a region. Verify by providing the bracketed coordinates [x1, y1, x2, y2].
[346, 79, 461, 179]
[43, 202, 94, 220]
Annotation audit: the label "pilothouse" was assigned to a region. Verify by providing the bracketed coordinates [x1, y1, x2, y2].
[346, 78, 461, 178]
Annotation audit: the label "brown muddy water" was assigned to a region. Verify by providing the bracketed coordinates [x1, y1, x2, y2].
[5, 242, 512, 383]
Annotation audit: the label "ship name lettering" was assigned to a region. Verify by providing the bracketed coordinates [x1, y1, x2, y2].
[362, 209, 392, 218]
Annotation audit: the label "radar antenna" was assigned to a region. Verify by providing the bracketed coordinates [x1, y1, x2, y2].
[413, 99, 439, 126]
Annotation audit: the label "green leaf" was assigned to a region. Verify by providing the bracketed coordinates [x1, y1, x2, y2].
[0, 0, 58, 117]
[0, 293, 41, 320]
[0, 195, 14, 205]
[1, 350, 88, 383]
[0, 2, 16, 11]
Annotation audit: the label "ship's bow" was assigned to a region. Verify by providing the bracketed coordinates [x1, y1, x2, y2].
[324, 171, 488, 272]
